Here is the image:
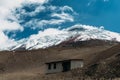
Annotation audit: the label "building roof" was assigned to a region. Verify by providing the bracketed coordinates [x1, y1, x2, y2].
[45, 58, 83, 64]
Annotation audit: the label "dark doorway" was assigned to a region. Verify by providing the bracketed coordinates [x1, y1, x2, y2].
[62, 61, 70, 72]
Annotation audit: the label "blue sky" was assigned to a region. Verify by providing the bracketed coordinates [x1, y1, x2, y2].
[0, 0, 120, 44]
[48, 0, 120, 32]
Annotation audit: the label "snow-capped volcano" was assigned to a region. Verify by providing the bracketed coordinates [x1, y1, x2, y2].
[1, 24, 120, 51]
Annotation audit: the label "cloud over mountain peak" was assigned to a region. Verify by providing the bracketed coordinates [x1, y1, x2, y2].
[0, 0, 120, 51]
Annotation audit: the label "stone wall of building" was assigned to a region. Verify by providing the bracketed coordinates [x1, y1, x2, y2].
[71, 60, 84, 69]
[46, 62, 63, 74]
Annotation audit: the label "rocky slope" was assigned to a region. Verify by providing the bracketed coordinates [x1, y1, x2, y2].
[0, 40, 119, 80]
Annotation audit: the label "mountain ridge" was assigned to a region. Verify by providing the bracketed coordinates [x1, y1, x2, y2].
[1, 24, 120, 51]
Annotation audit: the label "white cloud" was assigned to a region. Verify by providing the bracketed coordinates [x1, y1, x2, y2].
[38, 19, 65, 25]
[0, 20, 23, 31]
[25, 0, 48, 4]
[0, 0, 48, 19]
[0, 0, 48, 50]
[0, 0, 24, 50]
[23, 5, 75, 29]
[24, 19, 66, 29]
[0, 31, 17, 50]
[60, 6, 74, 12]
[24, 13, 74, 29]
[0, 0, 23, 9]
[51, 12, 74, 22]
[48, 5, 57, 11]
[29, 6, 46, 16]
[17, 5, 46, 17]
[35, 11, 74, 27]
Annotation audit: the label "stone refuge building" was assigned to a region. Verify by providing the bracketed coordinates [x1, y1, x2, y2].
[45, 59, 84, 74]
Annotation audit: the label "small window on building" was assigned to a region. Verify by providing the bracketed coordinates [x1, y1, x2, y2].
[53, 63, 56, 69]
[48, 64, 51, 70]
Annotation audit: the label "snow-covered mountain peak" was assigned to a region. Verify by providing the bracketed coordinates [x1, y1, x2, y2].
[66, 24, 120, 41]
[1, 24, 120, 51]
[66, 24, 104, 32]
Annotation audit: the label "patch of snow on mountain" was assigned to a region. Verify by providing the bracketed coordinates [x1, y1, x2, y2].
[68, 24, 120, 42]
[1, 24, 120, 51]
[25, 28, 70, 50]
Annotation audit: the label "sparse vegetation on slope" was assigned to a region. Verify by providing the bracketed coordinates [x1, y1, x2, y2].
[0, 40, 119, 80]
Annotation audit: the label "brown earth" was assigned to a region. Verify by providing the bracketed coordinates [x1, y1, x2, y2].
[0, 39, 119, 80]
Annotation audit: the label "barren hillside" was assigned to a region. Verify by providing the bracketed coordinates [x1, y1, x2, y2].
[0, 40, 119, 80]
